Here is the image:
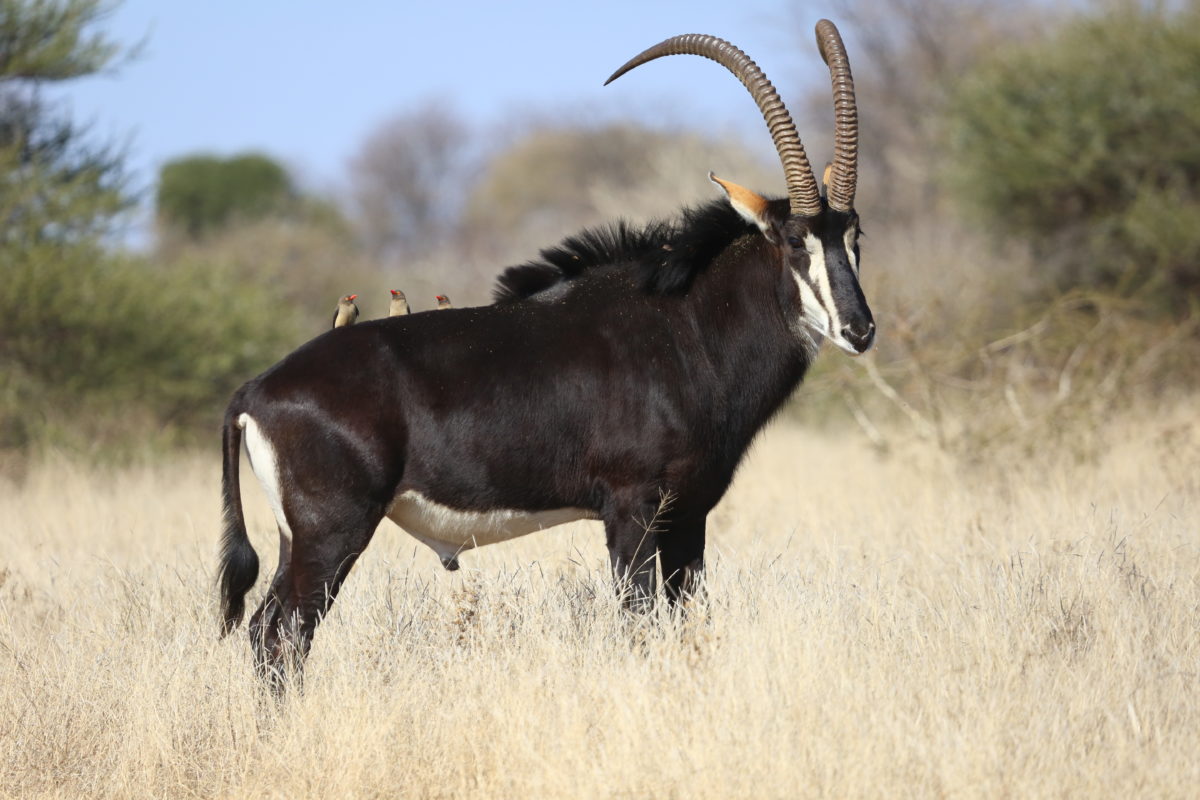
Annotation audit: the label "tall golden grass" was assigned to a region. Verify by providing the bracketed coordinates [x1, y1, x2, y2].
[2, 399, 1198, 798]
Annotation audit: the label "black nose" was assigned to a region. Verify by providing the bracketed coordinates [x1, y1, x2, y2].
[841, 320, 876, 353]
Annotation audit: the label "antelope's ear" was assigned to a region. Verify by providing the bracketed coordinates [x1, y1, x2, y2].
[710, 173, 779, 242]
[822, 162, 833, 195]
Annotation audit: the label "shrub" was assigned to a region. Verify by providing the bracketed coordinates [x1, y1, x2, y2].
[945, 3, 1200, 310]
[156, 153, 297, 239]
[1, 244, 303, 460]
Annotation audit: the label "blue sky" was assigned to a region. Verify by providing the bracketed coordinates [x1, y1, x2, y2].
[52, 0, 831, 202]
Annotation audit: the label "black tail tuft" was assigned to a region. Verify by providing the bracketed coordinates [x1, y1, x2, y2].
[218, 411, 259, 636]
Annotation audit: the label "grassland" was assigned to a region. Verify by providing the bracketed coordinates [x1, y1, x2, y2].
[1, 399, 1198, 798]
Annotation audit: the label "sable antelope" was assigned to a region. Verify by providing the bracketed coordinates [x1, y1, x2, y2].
[332, 294, 359, 328]
[218, 21, 873, 680]
[389, 289, 410, 317]
[435, 294, 453, 310]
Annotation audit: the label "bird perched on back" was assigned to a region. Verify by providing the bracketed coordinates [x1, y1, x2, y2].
[332, 294, 359, 328]
[435, 294, 453, 310]
[389, 289, 410, 317]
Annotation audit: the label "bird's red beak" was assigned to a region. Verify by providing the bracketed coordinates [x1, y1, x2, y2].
[348, 294, 357, 301]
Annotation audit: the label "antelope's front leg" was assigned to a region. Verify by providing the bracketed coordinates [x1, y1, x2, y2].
[659, 514, 706, 605]
[603, 495, 661, 611]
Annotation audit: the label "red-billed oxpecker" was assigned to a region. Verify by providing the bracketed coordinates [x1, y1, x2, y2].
[435, 294, 452, 310]
[218, 21, 874, 685]
[389, 289, 410, 317]
[331, 294, 359, 328]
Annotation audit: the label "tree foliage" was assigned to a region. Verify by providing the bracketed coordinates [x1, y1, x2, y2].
[945, 3, 1200, 306]
[0, 0, 129, 246]
[156, 152, 297, 239]
[0, 0, 119, 79]
[803, 0, 1041, 218]
[2, 242, 301, 456]
[347, 101, 471, 262]
[460, 122, 776, 262]
[0, 1, 302, 461]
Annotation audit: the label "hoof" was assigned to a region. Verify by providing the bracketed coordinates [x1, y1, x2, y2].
[441, 556, 460, 571]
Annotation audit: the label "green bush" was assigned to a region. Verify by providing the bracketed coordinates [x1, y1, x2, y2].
[1, 244, 303, 457]
[1, 0, 130, 246]
[945, 4, 1200, 309]
[156, 153, 296, 239]
[0, 1, 309, 463]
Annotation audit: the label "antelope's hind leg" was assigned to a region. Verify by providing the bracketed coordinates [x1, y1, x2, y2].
[249, 486, 387, 686]
[248, 528, 293, 683]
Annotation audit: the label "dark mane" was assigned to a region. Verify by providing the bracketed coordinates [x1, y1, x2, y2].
[492, 199, 758, 303]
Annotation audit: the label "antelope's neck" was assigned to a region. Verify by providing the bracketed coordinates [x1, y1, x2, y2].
[683, 234, 814, 438]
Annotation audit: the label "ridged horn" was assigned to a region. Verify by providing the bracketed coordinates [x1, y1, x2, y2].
[815, 19, 858, 212]
[606, 34, 822, 217]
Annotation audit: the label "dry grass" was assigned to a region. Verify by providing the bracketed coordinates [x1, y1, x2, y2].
[2, 401, 1198, 799]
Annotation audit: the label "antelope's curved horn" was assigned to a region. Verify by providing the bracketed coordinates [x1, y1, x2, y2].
[606, 34, 822, 217]
[815, 19, 858, 212]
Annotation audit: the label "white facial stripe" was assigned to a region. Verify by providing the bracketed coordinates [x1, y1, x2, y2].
[239, 413, 293, 544]
[844, 225, 858, 274]
[804, 233, 843, 335]
[791, 271, 828, 346]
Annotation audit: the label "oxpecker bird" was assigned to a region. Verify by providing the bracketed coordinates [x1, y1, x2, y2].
[389, 289, 410, 317]
[332, 294, 359, 328]
[436, 294, 453, 310]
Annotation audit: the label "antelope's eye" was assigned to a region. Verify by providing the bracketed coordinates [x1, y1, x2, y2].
[787, 236, 803, 249]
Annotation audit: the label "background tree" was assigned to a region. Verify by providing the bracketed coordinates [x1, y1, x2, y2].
[0, 0, 129, 246]
[0, 1, 300, 465]
[945, 2, 1200, 307]
[156, 152, 296, 239]
[2, 0, 131, 461]
[347, 101, 471, 262]
[153, 149, 369, 326]
[460, 122, 776, 264]
[798, 0, 1042, 219]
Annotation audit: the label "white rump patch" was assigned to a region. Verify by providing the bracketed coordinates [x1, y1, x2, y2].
[239, 413, 293, 543]
[387, 490, 595, 563]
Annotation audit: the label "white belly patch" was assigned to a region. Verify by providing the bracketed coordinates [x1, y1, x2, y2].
[386, 490, 595, 564]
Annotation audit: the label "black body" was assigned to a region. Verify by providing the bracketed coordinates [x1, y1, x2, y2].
[217, 22, 875, 680]
[219, 200, 828, 675]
